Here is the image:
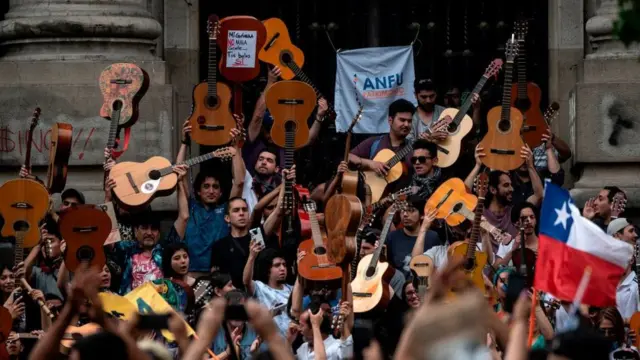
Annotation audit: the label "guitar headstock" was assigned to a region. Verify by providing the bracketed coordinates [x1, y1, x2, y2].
[543, 102, 560, 126]
[474, 173, 489, 199]
[391, 186, 417, 201]
[484, 59, 503, 79]
[505, 35, 519, 62]
[212, 147, 234, 161]
[30, 107, 41, 131]
[303, 199, 317, 213]
[194, 279, 213, 305]
[515, 19, 529, 41]
[612, 192, 628, 217]
[207, 14, 220, 40]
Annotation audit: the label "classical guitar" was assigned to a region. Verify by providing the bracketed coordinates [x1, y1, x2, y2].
[59, 205, 111, 272]
[0, 108, 50, 248]
[478, 35, 525, 172]
[409, 254, 434, 299]
[426, 178, 511, 244]
[351, 202, 402, 313]
[324, 192, 362, 267]
[340, 104, 364, 196]
[265, 80, 315, 241]
[298, 200, 343, 291]
[99, 63, 149, 159]
[448, 173, 489, 293]
[435, 59, 503, 168]
[109, 147, 234, 210]
[530, 102, 560, 139]
[260, 18, 336, 121]
[218, 16, 267, 83]
[46, 123, 73, 194]
[188, 15, 236, 146]
[362, 142, 414, 203]
[512, 20, 545, 149]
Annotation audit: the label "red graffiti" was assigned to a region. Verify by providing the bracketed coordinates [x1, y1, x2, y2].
[0, 126, 96, 160]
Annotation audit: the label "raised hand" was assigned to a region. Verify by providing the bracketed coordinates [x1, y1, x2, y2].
[249, 239, 265, 258]
[267, 66, 282, 85]
[172, 164, 188, 181]
[317, 98, 328, 118]
[474, 144, 486, 166]
[582, 197, 596, 219]
[182, 120, 192, 144]
[541, 128, 554, 150]
[520, 144, 534, 168]
[19, 165, 31, 178]
[337, 161, 348, 174]
[282, 165, 296, 181]
[421, 207, 438, 231]
[309, 308, 324, 328]
[471, 93, 481, 109]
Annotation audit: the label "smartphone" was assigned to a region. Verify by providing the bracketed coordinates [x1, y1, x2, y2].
[137, 314, 170, 330]
[504, 272, 528, 313]
[249, 228, 265, 247]
[224, 289, 248, 321]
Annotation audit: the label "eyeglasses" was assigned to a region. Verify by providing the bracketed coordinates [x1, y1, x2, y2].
[62, 200, 78, 207]
[405, 290, 418, 297]
[411, 156, 433, 164]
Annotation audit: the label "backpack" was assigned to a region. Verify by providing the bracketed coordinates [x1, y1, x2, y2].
[368, 135, 384, 159]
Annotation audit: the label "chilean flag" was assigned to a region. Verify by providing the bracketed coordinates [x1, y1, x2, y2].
[535, 182, 634, 307]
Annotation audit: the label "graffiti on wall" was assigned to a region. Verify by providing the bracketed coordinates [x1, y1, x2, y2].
[0, 126, 97, 160]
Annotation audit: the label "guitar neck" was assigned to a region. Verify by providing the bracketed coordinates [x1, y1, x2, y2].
[14, 232, 24, 287]
[286, 62, 334, 109]
[465, 197, 485, 260]
[283, 128, 296, 209]
[452, 75, 489, 126]
[207, 37, 218, 99]
[307, 208, 324, 249]
[516, 39, 527, 98]
[160, 152, 220, 177]
[24, 126, 36, 169]
[367, 209, 396, 270]
[343, 132, 352, 163]
[106, 111, 121, 151]
[500, 60, 515, 121]
[385, 143, 413, 168]
[459, 207, 497, 239]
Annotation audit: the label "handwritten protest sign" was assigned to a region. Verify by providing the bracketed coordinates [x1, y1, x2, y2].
[226, 30, 257, 68]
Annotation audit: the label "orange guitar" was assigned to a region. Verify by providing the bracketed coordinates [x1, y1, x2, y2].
[46, 123, 73, 194]
[478, 36, 525, 172]
[188, 14, 236, 146]
[59, 205, 111, 272]
[512, 20, 545, 148]
[298, 200, 343, 291]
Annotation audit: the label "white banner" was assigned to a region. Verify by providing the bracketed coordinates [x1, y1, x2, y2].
[334, 46, 417, 134]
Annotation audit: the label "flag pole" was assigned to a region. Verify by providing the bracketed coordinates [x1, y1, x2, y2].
[569, 266, 592, 315]
[527, 289, 538, 347]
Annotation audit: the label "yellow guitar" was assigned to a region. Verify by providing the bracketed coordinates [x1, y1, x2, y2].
[362, 145, 412, 203]
[448, 173, 488, 293]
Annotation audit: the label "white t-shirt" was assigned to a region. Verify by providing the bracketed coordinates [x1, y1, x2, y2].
[296, 335, 354, 360]
[424, 243, 485, 269]
[253, 280, 292, 337]
[617, 271, 640, 320]
[496, 241, 515, 260]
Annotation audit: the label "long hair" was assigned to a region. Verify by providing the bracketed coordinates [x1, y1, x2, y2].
[597, 306, 626, 346]
[161, 243, 189, 279]
[255, 248, 285, 284]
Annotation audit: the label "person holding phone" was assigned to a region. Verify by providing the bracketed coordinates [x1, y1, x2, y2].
[209, 290, 261, 359]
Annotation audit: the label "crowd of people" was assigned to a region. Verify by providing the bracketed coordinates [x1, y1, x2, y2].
[3, 64, 638, 360]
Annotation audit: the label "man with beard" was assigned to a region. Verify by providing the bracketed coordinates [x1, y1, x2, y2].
[583, 186, 627, 232]
[349, 99, 415, 181]
[243, 244, 291, 337]
[385, 197, 440, 276]
[408, 79, 446, 142]
[252, 147, 281, 200]
[495, 202, 539, 267]
[408, 140, 442, 200]
[508, 146, 545, 207]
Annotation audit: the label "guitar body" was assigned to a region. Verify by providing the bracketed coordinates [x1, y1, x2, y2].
[409, 255, 434, 280]
[512, 247, 537, 284]
[218, 16, 267, 82]
[297, 238, 343, 290]
[426, 178, 478, 227]
[59, 206, 111, 272]
[259, 18, 305, 80]
[630, 312, 640, 348]
[98, 63, 149, 128]
[512, 83, 546, 148]
[478, 106, 525, 171]
[0, 179, 49, 247]
[448, 242, 488, 293]
[109, 157, 178, 210]
[60, 323, 102, 354]
[362, 149, 405, 203]
[341, 170, 360, 196]
[266, 81, 315, 148]
[351, 254, 394, 313]
[188, 81, 235, 146]
[47, 123, 73, 194]
[324, 194, 362, 265]
[436, 108, 474, 168]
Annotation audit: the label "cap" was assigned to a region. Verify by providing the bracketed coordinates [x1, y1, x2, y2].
[607, 218, 631, 236]
[61, 188, 86, 204]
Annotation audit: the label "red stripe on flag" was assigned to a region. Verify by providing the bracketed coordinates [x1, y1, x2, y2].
[534, 235, 627, 307]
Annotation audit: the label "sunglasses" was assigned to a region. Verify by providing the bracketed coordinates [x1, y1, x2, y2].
[411, 156, 432, 164]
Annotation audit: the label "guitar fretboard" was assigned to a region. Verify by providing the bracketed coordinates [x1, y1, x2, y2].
[367, 209, 396, 273]
[465, 196, 485, 261]
[500, 60, 515, 122]
[452, 75, 489, 127]
[14, 231, 25, 288]
[106, 108, 120, 151]
[158, 152, 221, 177]
[385, 143, 413, 169]
[207, 36, 218, 99]
[517, 39, 527, 99]
[286, 62, 335, 116]
[283, 126, 296, 211]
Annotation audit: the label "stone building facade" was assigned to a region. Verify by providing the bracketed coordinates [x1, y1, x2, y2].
[0, 0, 637, 212]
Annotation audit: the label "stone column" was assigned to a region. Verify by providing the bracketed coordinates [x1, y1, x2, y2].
[0, 0, 175, 210]
[570, 0, 640, 209]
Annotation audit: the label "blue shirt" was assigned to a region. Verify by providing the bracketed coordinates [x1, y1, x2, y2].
[210, 326, 263, 359]
[185, 198, 229, 272]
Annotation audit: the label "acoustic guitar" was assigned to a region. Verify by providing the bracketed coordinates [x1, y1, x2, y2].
[265, 80, 315, 242]
[99, 63, 149, 159]
[435, 59, 503, 168]
[478, 35, 525, 172]
[409, 254, 434, 299]
[351, 201, 402, 313]
[298, 200, 343, 290]
[109, 147, 234, 210]
[448, 173, 489, 293]
[362, 142, 414, 203]
[46, 123, 73, 194]
[527, 102, 560, 139]
[188, 15, 236, 146]
[59, 205, 111, 272]
[324, 192, 362, 267]
[426, 178, 511, 244]
[340, 104, 364, 196]
[512, 20, 545, 149]
[260, 18, 336, 121]
[0, 108, 50, 248]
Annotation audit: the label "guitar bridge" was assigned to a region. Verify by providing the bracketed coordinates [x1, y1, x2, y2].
[199, 125, 225, 131]
[352, 292, 373, 298]
[490, 149, 516, 155]
[522, 125, 537, 132]
[436, 145, 449, 154]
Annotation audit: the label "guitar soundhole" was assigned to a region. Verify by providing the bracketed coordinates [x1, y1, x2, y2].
[365, 267, 376, 278]
[284, 120, 298, 132]
[149, 170, 161, 180]
[452, 203, 462, 213]
[313, 247, 327, 256]
[280, 51, 292, 65]
[498, 119, 511, 132]
[76, 245, 95, 262]
[464, 258, 476, 271]
[112, 100, 122, 111]
[12, 221, 29, 232]
[206, 95, 219, 108]
[447, 122, 458, 133]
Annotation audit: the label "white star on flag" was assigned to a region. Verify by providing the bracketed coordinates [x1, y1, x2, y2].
[554, 202, 571, 230]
